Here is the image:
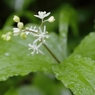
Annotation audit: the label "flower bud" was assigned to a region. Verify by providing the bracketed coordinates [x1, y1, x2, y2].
[47, 16, 55, 22]
[7, 32, 12, 36]
[17, 22, 24, 29]
[20, 32, 26, 39]
[6, 36, 11, 41]
[13, 15, 20, 22]
[1, 34, 6, 40]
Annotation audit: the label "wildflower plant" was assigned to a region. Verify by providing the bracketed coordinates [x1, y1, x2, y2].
[2, 11, 56, 58]
[1, 8, 95, 95]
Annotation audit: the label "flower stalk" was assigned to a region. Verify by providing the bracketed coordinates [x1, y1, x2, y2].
[43, 43, 60, 63]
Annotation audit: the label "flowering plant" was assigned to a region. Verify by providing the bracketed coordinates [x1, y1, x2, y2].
[1, 8, 95, 95]
[2, 11, 56, 57]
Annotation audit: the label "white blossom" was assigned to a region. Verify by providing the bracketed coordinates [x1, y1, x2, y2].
[34, 11, 51, 20]
[31, 26, 49, 44]
[28, 43, 43, 55]
[13, 28, 20, 36]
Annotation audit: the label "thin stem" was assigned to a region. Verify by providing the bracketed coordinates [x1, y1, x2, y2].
[43, 43, 60, 64]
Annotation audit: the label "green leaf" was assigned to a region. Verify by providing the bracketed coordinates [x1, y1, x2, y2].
[0, 30, 66, 81]
[58, 5, 79, 59]
[73, 32, 95, 60]
[53, 55, 95, 95]
[4, 88, 18, 95]
[0, 33, 54, 81]
[33, 73, 70, 95]
[59, 6, 69, 58]
[18, 85, 45, 95]
[46, 33, 67, 62]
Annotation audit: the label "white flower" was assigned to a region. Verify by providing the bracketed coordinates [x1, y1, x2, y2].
[34, 11, 51, 20]
[13, 28, 20, 36]
[25, 26, 38, 35]
[47, 16, 55, 22]
[28, 43, 43, 55]
[32, 26, 50, 44]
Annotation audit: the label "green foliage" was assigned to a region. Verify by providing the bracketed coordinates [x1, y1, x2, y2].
[0, 33, 54, 81]
[0, 29, 70, 81]
[4, 88, 18, 95]
[73, 32, 95, 60]
[0, 0, 95, 94]
[32, 73, 68, 95]
[53, 54, 95, 95]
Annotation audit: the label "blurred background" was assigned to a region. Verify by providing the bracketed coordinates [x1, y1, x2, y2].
[0, 0, 95, 95]
[0, 0, 95, 53]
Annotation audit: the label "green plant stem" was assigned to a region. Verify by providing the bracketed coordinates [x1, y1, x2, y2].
[43, 43, 60, 64]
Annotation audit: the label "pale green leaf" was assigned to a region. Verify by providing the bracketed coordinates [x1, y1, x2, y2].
[58, 5, 79, 59]
[0, 30, 66, 81]
[53, 55, 95, 95]
[0, 32, 54, 81]
[59, 6, 69, 58]
[73, 32, 95, 60]
[46, 33, 66, 62]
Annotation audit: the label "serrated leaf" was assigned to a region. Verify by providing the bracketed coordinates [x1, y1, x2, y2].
[0, 33, 54, 81]
[53, 55, 95, 95]
[4, 88, 18, 95]
[0, 30, 66, 81]
[73, 32, 95, 60]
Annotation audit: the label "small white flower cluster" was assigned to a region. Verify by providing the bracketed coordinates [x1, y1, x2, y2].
[1, 11, 55, 55]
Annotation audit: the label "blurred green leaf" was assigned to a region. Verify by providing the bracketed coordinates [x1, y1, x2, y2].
[14, 0, 36, 11]
[59, 6, 70, 58]
[18, 85, 44, 95]
[58, 5, 79, 59]
[73, 32, 95, 60]
[23, 0, 36, 10]
[33, 73, 72, 95]
[59, 5, 79, 36]
[4, 88, 18, 95]
[53, 54, 95, 95]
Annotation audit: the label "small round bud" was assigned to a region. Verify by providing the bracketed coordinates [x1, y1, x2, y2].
[17, 22, 24, 29]
[20, 32, 26, 39]
[13, 15, 20, 23]
[47, 16, 55, 22]
[1, 34, 6, 40]
[6, 36, 11, 41]
[7, 32, 12, 36]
